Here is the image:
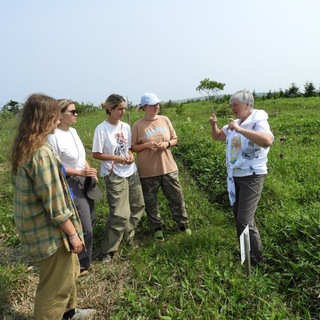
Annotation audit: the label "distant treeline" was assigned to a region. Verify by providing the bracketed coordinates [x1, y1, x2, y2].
[1, 81, 319, 118]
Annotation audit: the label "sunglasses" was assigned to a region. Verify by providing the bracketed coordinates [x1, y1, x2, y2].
[68, 110, 77, 115]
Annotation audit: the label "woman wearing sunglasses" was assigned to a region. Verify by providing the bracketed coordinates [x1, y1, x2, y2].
[48, 99, 98, 277]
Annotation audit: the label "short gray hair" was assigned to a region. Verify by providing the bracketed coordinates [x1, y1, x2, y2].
[229, 89, 254, 109]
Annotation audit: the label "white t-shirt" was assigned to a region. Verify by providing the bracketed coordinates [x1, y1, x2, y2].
[47, 127, 86, 170]
[221, 109, 273, 205]
[92, 120, 137, 178]
[222, 109, 273, 177]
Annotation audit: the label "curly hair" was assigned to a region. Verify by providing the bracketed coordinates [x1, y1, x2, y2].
[10, 93, 60, 175]
[100, 94, 126, 115]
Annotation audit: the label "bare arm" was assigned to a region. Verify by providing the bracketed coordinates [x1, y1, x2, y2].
[209, 114, 226, 141]
[126, 149, 135, 164]
[131, 138, 177, 152]
[131, 142, 156, 153]
[238, 128, 273, 147]
[59, 219, 83, 254]
[228, 119, 273, 147]
[64, 164, 97, 178]
[92, 152, 128, 166]
[156, 138, 178, 150]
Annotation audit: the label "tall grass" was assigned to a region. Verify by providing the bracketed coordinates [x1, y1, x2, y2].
[0, 98, 319, 319]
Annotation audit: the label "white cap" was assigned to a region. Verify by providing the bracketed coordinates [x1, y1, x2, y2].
[140, 92, 162, 107]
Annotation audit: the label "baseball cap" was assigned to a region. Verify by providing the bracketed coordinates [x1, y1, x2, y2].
[140, 93, 162, 107]
[84, 177, 103, 200]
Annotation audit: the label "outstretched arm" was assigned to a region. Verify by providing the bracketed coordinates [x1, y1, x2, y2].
[209, 114, 226, 141]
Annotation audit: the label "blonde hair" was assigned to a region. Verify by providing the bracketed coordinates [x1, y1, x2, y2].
[58, 99, 74, 112]
[10, 93, 60, 175]
[101, 94, 125, 115]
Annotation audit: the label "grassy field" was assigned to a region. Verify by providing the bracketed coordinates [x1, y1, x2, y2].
[0, 97, 319, 319]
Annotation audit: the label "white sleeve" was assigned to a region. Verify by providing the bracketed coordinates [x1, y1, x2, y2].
[92, 126, 105, 153]
[126, 124, 132, 148]
[47, 134, 60, 155]
[255, 120, 273, 136]
[222, 124, 229, 136]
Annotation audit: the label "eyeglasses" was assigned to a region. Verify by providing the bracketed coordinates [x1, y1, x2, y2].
[68, 110, 77, 115]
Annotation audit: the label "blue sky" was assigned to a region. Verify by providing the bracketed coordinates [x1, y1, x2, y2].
[1, 0, 320, 106]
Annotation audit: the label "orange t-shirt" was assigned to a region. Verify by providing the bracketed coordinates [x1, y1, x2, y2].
[132, 115, 178, 178]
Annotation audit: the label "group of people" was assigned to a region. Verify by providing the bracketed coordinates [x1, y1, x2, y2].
[92, 92, 192, 263]
[10, 92, 191, 319]
[10, 89, 273, 319]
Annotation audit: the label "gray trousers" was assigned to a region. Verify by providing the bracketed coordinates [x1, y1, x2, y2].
[140, 171, 189, 231]
[67, 176, 95, 271]
[233, 174, 265, 262]
[101, 171, 145, 255]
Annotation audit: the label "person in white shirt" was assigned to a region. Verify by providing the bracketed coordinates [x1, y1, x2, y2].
[92, 94, 145, 264]
[209, 89, 274, 266]
[48, 99, 98, 276]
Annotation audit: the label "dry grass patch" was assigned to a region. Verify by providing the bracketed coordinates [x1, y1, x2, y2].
[1, 241, 133, 319]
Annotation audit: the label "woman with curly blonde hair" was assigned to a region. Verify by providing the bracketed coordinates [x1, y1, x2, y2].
[10, 93, 96, 320]
[11, 94, 61, 174]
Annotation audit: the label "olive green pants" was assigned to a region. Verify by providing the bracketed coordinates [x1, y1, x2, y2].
[34, 246, 80, 320]
[140, 171, 189, 231]
[101, 171, 145, 255]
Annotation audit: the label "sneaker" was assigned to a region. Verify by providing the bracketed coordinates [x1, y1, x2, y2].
[63, 308, 96, 320]
[102, 253, 114, 263]
[154, 229, 164, 241]
[79, 269, 90, 277]
[180, 226, 192, 235]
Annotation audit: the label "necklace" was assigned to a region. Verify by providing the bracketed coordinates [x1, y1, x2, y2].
[68, 129, 80, 168]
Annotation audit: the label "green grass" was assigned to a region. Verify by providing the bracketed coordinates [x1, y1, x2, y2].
[0, 97, 319, 319]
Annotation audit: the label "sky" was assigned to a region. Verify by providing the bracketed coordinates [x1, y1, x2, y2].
[1, 0, 320, 107]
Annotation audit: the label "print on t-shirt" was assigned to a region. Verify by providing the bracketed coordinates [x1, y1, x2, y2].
[114, 132, 129, 158]
[230, 135, 241, 164]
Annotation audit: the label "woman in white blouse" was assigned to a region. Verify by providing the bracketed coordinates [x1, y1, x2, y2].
[209, 89, 274, 266]
[48, 99, 98, 276]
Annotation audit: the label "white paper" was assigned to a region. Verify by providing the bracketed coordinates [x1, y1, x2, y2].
[240, 225, 250, 264]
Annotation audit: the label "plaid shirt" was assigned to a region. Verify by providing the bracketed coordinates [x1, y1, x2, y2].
[13, 143, 84, 262]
